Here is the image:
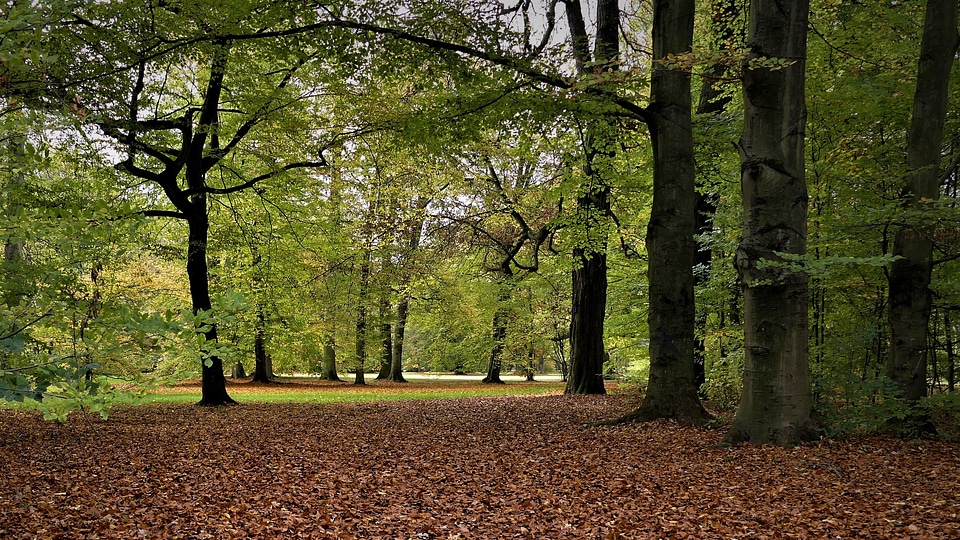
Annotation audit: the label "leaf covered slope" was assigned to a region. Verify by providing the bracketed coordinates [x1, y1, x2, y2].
[1, 396, 957, 539]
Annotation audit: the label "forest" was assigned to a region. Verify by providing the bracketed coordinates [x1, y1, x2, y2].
[1, 0, 959, 446]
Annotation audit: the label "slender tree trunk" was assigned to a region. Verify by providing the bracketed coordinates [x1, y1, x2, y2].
[693, 0, 741, 396]
[386, 197, 426, 384]
[946, 310, 955, 393]
[322, 336, 341, 382]
[376, 299, 392, 380]
[354, 253, 370, 385]
[389, 299, 409, 382]
[3, 136, 31, 312]
[251, 305, 272, 383]
[626, 0, 707, 424]
[189, 214, 235, 406]
[692, 191, 716, 395]
[723, 0, 813, 445]
[886, 0, 959, 408]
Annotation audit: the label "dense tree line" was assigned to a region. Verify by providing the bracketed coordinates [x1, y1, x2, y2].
[1, 0, 957, 442]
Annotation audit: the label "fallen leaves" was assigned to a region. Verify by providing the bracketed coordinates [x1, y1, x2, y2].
[1, 392, 958, 539]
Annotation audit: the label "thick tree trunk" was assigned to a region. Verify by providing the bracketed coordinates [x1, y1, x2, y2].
[231, 362, 246, 378]
[723, 0, 813, 445]
[252, 306, 272, 383]
[483, 283, 510, 384]
[562, 0, 616, 396]
[625, 0, 707, 425]
[189, 215, 235, 406]
[566, 245, 608, 394]
[886, 0, 959, 408]
[322, 336, 341, 381]
[388, 299, 409, 382]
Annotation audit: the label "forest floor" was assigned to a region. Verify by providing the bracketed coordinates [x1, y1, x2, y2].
[1, 381, 958, 539]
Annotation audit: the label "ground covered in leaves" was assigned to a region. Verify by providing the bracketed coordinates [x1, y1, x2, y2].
[2, 388, 958, 539]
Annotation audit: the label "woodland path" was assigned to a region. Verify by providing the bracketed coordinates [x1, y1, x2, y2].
[1, 394, 958, 539]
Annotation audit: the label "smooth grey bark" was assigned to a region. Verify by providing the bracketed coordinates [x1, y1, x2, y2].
[886, 0, 959, 407]
[723, 0, 814, 445]
[625, 0, 708, 424]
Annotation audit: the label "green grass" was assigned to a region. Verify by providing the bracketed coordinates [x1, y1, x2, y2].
[144, 378, 567, 405]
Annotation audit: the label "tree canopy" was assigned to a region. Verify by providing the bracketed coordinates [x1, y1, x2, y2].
[1, 0, 958, 442]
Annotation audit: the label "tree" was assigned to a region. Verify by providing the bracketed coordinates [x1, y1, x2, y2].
[723, 0, 816, 445]
[621, 0, 709, 423]
[43, 3, 337, 404]
[563, 0, 619, 396]
[886, 0, 959, 417]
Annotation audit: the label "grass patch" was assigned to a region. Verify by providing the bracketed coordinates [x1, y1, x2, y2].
[145, 377, 567, 405]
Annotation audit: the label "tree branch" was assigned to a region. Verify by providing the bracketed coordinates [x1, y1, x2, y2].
[182, 160, 327, 197]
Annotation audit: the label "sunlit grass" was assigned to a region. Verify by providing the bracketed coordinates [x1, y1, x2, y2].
[146, 377, 568, 405]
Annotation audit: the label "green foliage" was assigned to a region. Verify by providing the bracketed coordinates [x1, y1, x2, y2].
[814, 371, 912, 437]
[0, 361, 156, 422]
[921, 393, 960, 441]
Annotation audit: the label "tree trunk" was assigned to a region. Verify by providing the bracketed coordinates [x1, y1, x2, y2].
[566, 246, 608, 394]
[252, 305, 272, 383]
[946, 310, 955, 393]
[562, 0, 616, 396]
[231, 362, 246, 378]
[886, 0, 959, 407]
[483, 283, 510, 384]
[354, 253, 370, 385]
[388, 299, 409, 382]
[693, 0, 740, 395]
[3, 136, 31, 309]
[189, 214, 235, 406]
[626, 0, 707, 425]
[376, 299, 392, 380]
[723, 0, 813, 445]
[693, 191, 716, 395]
[322, 336, 341, 381]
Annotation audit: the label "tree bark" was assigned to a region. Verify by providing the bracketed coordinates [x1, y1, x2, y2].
[693, 0, 741, 394]
[563, 0, 618, 396]
[354, 252, 370, 385]
[251, 305, 272, 383]
[946, 310, 955, 393]
[2, 137, 29, 308]
[376, 299, 392, 380]
[189, 214, 235, 405]
[886, 0, 959, 407]
[623, 0, 708, 425]
[322, 336, 341, 381]
[723, 0, 813, 445]
[388, 299, 409, 382]
[483, 282, 510, 384]
[566, 245, 608, 394]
